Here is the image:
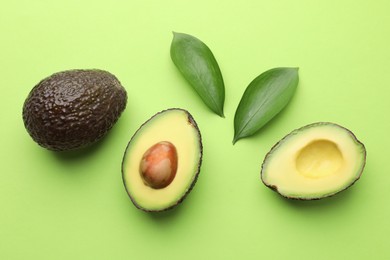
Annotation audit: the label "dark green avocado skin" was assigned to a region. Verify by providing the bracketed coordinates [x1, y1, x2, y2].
[23, 69, 127, 151]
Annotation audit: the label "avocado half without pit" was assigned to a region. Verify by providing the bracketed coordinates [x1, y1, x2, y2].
[122, 108, 203, 212]
[261, 122, 366, 200]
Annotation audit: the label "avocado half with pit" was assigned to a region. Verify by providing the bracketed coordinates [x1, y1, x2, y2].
[122, 108, 202, 212]
[261, 122, 366, 200]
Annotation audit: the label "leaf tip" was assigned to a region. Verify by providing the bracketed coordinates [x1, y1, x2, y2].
[286, 67, 299, 72]
[217, 111, 225, 118]
[292, 67, 299, 79]
[171, 31, 179, 41]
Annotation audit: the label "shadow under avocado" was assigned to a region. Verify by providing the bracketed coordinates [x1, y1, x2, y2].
[51, 135, 109, 162]
[51, 99, 133, 163]
[120, 196, 186, 226]
[50, 122, 123, 164]
[126, 183, 202, 224]
[147, 203, 186, 221]
[264, 184, 357, 211]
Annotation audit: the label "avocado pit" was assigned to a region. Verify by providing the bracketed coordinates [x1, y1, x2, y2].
[140, 141, 178, 189]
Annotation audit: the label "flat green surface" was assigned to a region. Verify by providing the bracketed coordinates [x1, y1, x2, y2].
[1, 0, 389, 259]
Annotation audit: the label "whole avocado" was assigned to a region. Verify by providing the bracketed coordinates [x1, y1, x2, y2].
[23, 69, 127, 151]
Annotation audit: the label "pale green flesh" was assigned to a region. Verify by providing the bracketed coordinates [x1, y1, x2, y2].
[261, 123, 366, 199]
[122, 109, 202, 211]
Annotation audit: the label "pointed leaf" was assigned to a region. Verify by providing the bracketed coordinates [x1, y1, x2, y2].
[170, 32, 225, 117]
[233, 67, 299, 144]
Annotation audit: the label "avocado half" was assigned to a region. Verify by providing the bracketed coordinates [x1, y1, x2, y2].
[122, 108, 203, 212]
[22, 69, 127, 151]
[261, 122, 366, 200]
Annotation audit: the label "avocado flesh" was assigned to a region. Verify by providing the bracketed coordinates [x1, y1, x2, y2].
[261, 122, 366, 200]
[23, 69, 127, 151]
[122, 108, 202, 212]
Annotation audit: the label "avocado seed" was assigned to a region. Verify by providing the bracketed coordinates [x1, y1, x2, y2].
[140, 141, 178, 189]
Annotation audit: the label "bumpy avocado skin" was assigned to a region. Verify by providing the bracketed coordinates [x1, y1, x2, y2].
[23, 69, 127, 151]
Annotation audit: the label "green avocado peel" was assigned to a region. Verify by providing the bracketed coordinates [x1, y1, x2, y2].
[233, 67, 299, 144]
[170, 32, 225, 117]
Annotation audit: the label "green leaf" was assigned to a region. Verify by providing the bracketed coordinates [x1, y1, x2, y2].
[170, 32, 225, 117]
[233, 67, 299, 144]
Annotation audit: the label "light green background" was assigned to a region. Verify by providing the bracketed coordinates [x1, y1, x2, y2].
[1, 0, 389, 259]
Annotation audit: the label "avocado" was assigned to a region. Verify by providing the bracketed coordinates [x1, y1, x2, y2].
[261, 122, 366, 200]
[122, 108, 203, 212]
[22, 69, 127, 151]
